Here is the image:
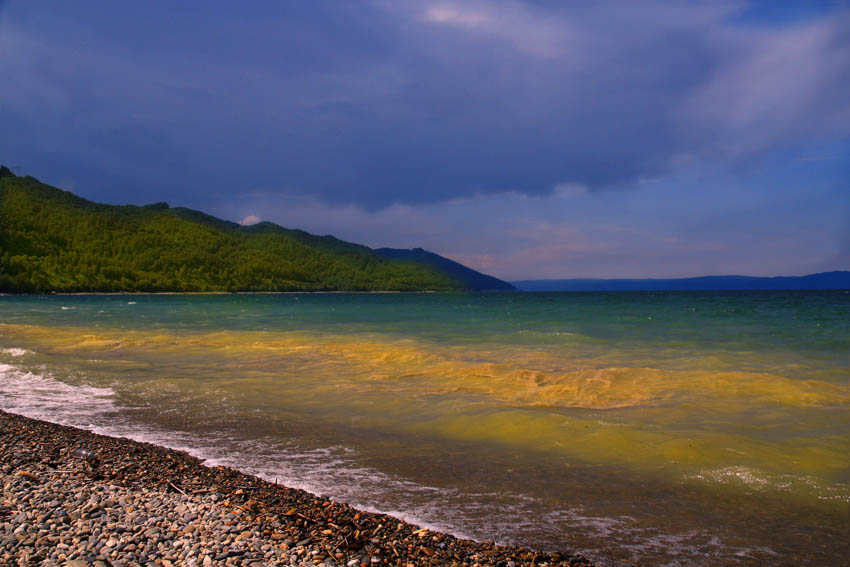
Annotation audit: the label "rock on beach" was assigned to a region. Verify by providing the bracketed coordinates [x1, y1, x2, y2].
[0, 410, 594, 566]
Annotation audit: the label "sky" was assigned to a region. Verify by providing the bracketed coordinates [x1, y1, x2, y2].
[1, 1, 848, 280]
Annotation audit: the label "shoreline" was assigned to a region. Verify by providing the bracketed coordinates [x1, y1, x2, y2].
[0, 410, 594, 567]
[0, 291, 433, 296]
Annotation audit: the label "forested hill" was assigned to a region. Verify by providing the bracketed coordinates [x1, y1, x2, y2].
[376, 248, 515, 291]
[0, 168, 512, 293]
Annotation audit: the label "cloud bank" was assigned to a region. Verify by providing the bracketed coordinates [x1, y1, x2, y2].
[2, 1, 848, 207]
[1, 1, 847, 277]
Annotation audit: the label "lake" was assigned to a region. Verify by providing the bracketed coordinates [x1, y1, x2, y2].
[1, 291, 848, 566]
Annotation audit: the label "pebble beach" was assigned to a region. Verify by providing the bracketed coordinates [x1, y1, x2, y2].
[0, 410, 594, 567]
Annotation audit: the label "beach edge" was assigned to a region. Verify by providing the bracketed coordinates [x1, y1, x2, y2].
[0, 409, 594, 566]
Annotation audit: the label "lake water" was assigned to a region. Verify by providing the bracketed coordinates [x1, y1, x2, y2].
[1, 292, 848, 566]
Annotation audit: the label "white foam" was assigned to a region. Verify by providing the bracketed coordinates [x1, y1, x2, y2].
[0, 363, 117, 426]
[179, 436, 476, 539]
[0, 362, 785, 566]
[0, 362, 470, 537]
[538, 507, 781, 567]
[1, 347, 31, 357]
[690, 465, 850, 504]
[692, 465, 770, 489]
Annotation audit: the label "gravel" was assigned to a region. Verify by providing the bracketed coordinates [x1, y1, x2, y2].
[0, 410, 593, 567]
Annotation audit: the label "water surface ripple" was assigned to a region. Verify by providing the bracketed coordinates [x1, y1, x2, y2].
[1, 292, 848, 566]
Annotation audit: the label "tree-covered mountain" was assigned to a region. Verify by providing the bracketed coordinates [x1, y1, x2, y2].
[376, 248, 515, 291]
[0, 168, 512, 293]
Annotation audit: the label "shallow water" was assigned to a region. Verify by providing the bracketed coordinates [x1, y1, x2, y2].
[1, 292, 848, 566]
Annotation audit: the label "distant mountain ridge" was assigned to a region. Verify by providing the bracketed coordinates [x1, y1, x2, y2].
[513, 271, 850, 292]
[0, 167, 512, 293]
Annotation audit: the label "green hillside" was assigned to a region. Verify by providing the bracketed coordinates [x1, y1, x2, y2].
[0, 168, 497, 293]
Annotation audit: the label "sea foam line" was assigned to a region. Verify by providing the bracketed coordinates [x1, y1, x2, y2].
[0, 361, 765, 566]
[0, 362, 472, 539]
[1, 347, 32, 357]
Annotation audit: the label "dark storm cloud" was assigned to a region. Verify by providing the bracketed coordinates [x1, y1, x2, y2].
[1, 0, 849, 209]
[88, 125, 188, 171]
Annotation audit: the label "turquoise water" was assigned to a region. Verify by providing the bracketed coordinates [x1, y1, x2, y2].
[1, 292, 848, 566]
